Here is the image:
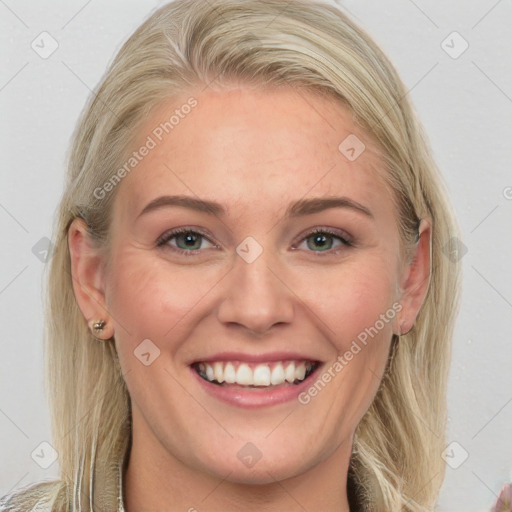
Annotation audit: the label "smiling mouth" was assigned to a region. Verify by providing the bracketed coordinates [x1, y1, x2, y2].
[191, 360, 321, 389]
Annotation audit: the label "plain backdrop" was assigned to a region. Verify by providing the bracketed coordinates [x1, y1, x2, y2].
[1, 1, 511, 511]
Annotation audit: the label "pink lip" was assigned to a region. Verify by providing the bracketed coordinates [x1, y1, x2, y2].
[189, 362, 323, 409]
[190, 351, 321, 364]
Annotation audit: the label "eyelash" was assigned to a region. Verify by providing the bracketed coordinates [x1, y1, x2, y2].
[156, 226, 354, 257]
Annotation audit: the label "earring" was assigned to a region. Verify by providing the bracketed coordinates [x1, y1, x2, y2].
[90, 319, 107, 339]
[93, 319, 106, 331]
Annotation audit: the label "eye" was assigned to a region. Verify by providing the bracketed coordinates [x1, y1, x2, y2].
[292, 227, 353, 255]
[156, 226, 354, 257]
[156, 227, 217, 256]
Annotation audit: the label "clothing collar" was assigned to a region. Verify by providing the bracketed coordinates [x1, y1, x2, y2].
[117, 458, 125, 512]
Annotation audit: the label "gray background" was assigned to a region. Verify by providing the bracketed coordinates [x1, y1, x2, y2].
[1, 1, 511, 511]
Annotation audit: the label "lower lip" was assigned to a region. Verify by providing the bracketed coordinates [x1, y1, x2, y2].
[189, 364, 323, 409]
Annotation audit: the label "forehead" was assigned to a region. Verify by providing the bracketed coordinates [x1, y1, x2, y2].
[113, 86, 393, 222]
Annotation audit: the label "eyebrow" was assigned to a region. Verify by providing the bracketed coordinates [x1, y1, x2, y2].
[136, 194, 374, 220]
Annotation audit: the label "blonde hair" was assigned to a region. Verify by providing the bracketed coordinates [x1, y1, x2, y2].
[1, 1, 461, 510]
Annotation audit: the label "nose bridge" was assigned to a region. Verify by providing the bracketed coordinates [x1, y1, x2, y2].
[216, 237, 295, 334]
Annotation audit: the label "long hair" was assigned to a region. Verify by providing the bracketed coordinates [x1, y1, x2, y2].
[1, 1, 461, 510]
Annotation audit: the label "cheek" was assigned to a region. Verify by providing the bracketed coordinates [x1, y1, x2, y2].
[286, 260, 397, 440]
[299, 256, 397, 343]
[105, 249, 213, 345]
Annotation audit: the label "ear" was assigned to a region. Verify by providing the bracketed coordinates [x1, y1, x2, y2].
[395, 218, 432, 335]
[67, 218, 114, 339]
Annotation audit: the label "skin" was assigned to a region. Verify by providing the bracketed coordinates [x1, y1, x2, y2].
[68, 85, 431, 512]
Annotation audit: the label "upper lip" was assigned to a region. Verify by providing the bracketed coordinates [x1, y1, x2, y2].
[190, 351, 323, 365]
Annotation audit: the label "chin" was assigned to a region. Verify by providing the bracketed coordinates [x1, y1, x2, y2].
[193, 441, 314, 485]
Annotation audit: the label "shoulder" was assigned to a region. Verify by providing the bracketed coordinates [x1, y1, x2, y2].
[0, 480, 62, 512]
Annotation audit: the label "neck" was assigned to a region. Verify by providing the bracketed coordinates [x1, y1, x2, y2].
[123, 410, 354, 512]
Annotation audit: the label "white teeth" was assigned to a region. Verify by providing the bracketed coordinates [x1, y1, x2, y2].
[284, 362, 296, 383]
[235, 364, 252, 385]
[197, 360, 314, 387]
[213, 362, 224, 383]
[295, 363, 306, 381]
[253, 365, 271, 386]
[205, 364, 215, 381]
[270, 363, 285, 385]
[224, 362, 236, 383]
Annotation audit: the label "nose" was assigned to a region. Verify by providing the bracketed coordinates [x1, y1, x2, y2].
[216, 246, 295, 336]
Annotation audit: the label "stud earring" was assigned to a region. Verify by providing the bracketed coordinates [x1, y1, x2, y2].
[90, 319, 108, 340]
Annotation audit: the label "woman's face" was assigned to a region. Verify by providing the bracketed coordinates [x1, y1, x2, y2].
[71, 85, 427, 490]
